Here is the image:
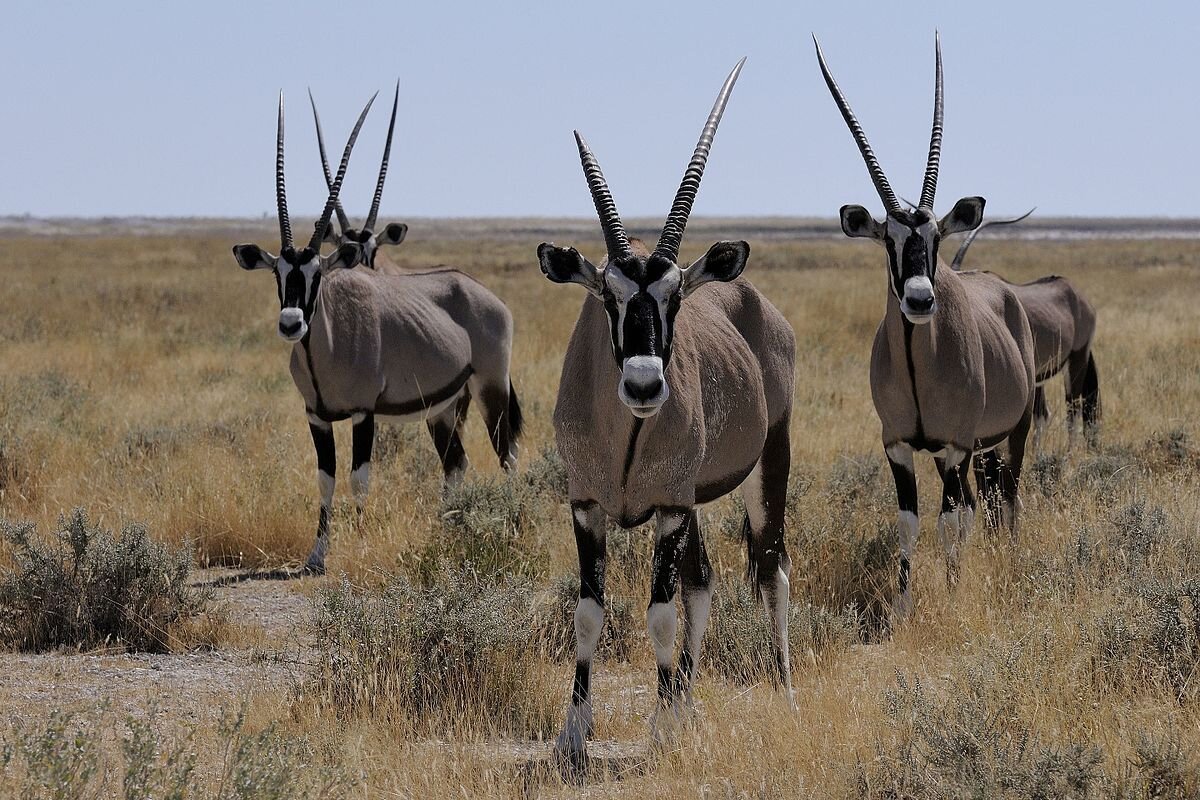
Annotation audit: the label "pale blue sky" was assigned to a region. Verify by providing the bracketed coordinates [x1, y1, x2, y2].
[3, 1, 1198, 219]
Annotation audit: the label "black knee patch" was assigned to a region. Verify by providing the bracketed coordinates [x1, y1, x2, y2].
[351, 414, 374, 472]
[309, 423, 335, 478]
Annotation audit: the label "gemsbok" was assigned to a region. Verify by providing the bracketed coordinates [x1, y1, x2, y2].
[309, 83, 409, 268]
[233, 92, 523, 574]
[951, 210, 1101, 451]
[538, 59, 797, 763]
[815, 34, 1036, 617]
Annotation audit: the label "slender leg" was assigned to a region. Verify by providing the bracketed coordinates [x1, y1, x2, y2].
[936, 447, 974, 589]
[1032, 384, 1049, 453]
[305, 414, 336, 574]
[554, 500, 607, 765]
[1064, 347, 1099, 448]
[648, 507, 689, 745]
[477, 379, 522, 471]
[998, 407, 1033, 536]
[741, 418, 793, 694]
[885, 443, 919, 619]
[426, 392, 470, 489]
[676, 511, 712, 707]
[350, 412, 374, 515]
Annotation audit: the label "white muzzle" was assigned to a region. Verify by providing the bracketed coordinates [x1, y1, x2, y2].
[618, 355, 669, 417]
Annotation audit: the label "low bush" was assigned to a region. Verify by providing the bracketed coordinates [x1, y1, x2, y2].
[0, 509, 211, 653]
[307, 568, 557, 737]
[413, 477, 545, 582]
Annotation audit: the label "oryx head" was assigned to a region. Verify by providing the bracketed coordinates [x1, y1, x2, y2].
[233, 91, 373, 343]
[815, 34, 985, 324]
[309, 82, 408, 269]
[538, 59, 750, 419]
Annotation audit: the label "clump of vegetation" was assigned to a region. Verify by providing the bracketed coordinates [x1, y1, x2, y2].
[0, 706, 346, 799]
[413, 477, 544, 581]
[1069, 444, 1138, 497]
[522, 444, 569, 499]
[862, 668, 1107, 799]
[702, 578, 856, 685]
[1088, 580, 1200, 702]
[1140, 428, 1199, 471]
[0, 509, 212, 653]
[534, 573, 638, 664]
[826, 453, 886, 510]
[307, 569, 557, 736]
[1029, 452, 1066, 497]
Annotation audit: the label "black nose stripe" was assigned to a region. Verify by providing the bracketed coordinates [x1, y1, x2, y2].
[621, 294, 661, 357]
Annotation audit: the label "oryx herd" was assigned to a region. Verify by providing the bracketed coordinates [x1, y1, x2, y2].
[228, 34, 1101, 762]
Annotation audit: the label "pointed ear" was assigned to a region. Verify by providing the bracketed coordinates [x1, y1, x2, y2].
[537, 243, 603, 296]
[939, 196, 986, 236]
[321, 243, 362, 272]
[378, 222, 408, 247]
[840, 205, 884, 240]
[321, 224, 339, 245]
[682, 240, 749, 298]
[233, 244, 276, 271]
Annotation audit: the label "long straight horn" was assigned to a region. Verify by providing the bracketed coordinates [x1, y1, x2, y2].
[275, 91, 293, 249]
[813, 36, 902, 215]
[365, 80, 399, 232]
[308, 92, 377, 251]
[308, 89, 351, 234]
[654, 57, 746, 262]
[917, 33, 944, 211]
[574, 130, 630, 259]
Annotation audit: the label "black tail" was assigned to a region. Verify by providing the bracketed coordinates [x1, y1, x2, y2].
[1081, 352, 1100, 428]
[507, 380, 524, 444]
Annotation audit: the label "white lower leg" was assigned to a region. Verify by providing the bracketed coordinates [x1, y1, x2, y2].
[556, 598, 604, 756]
[937, 507, 967, 587]
[647, 601, 678, 674]
[306, 470, 335, 569]
[680, 585, 712, 701]
[895, 510, 919, 617]
[350, 463, 370, 514]
[759, 567, 793, 696]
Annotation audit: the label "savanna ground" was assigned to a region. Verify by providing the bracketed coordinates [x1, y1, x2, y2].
[2, 219, 1200, 797]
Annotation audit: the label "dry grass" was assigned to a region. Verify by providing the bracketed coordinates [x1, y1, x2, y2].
[1, 228, 1200, 796]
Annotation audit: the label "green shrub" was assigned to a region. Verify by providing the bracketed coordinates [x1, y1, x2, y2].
[307, 568, 556, 736]
[414, 477, 544, 581]
[0, 509, 210, 653]
[0, 706, 345, 800]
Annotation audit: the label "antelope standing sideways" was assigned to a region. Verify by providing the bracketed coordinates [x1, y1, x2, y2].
[951, 211, 1101, 451]
[233, 93, 522, 574]
[309, 83, 410, 268]
[538, 59, 797, 762]
[815, 35, 1036, 616]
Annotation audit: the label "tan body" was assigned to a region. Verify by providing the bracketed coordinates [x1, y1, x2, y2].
[556, 279, 794, 526]
[291, 267, 514, 421]
[873, 266, 1035, 451]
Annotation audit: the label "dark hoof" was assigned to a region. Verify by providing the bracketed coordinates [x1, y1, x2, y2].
[302, 561, 326, 576]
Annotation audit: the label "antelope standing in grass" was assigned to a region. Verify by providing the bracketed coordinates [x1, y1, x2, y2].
[539, 59, 797, 764]
[233, 92, 522, 574]
[815, 35, 1036, 616]
[309, 83, 410, 269]
[951, 210, 1101, 451]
